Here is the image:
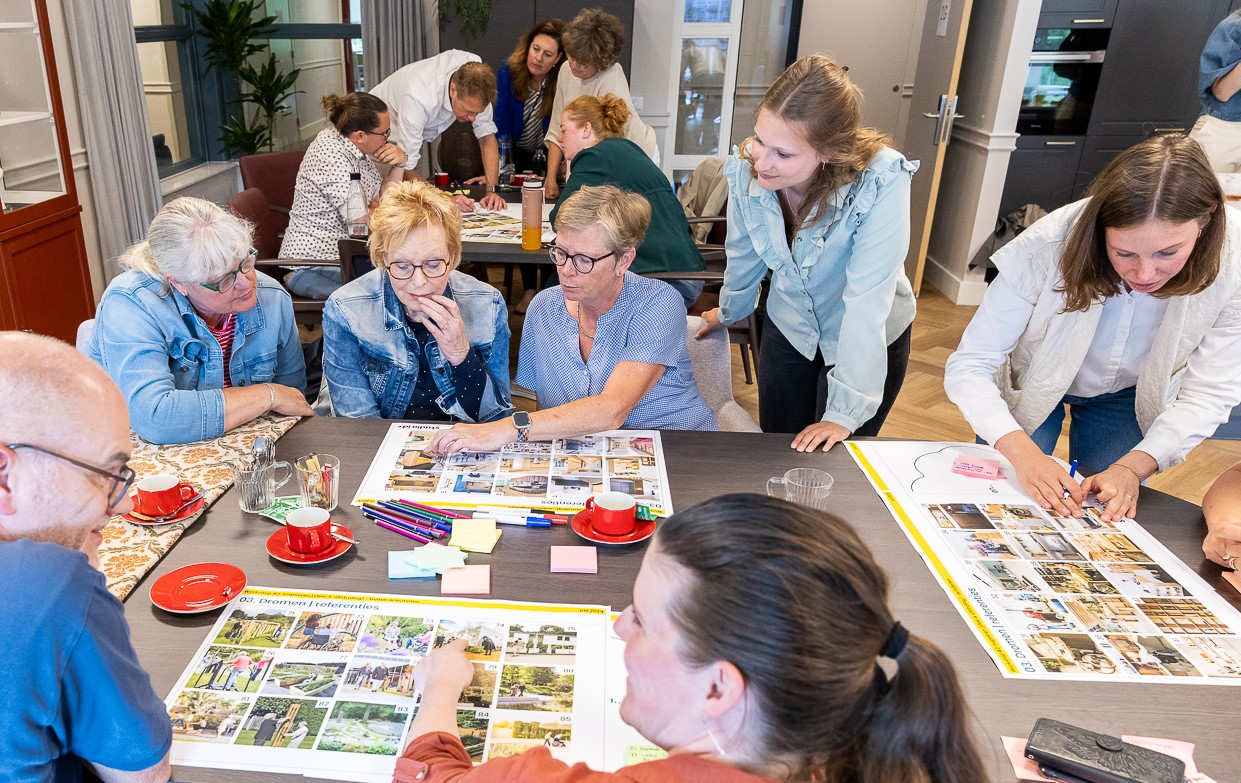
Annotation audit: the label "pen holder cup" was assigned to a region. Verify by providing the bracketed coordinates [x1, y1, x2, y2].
[295, 454, 340, 512]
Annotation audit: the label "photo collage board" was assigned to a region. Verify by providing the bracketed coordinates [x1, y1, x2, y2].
[848, 441, 1241, 684]
[352, 423, 675, 516]
[164, 587, 611, 782]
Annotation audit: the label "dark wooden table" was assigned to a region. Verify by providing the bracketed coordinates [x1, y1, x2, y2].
[123, 419, 1239, 781]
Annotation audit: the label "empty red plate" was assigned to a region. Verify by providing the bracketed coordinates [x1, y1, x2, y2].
[149, 562, 246, 614]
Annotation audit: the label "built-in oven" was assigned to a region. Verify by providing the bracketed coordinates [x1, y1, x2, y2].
[1018, 26, 1111, 135]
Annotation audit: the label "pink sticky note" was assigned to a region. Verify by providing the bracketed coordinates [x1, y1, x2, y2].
[550, 546, 598, 574]
[441, 565, 491, 595]
[1000, 736, 1053, 782]
[952, 453, 1002, 479]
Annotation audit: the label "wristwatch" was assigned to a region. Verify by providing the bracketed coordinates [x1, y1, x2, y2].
[513, 411, 531, 442]
[484, 184, 497, 194]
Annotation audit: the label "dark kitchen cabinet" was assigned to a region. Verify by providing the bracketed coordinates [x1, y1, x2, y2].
[1000, 136, 1085, 215]
[1038, 0, 1118, 29]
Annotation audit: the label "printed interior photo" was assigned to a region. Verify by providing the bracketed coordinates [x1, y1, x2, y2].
[1095, 563, 1186, 598]
[1060, 595, 1159, 635]
[1068, 532, 1155, 564]
[1008, 532, 1084, 561]
[938, 503, 995, 530]
[981, 504, 1053, 531]
[1131, 598, 1231, 635]
[605, 437, 656, 456]
[1024, 632, 1121, 675]
[1104, 634, 1201, 677]
[554, 436, 602, 455]
[1177, 636, 1241, 677]
[1032, 562, 1119, 595]
[990, 593, 1079, 632]
[966, 559, 1050, 593]
[945, 531, 1019, 560]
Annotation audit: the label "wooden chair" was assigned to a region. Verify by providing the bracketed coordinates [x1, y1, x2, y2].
[238, 150, 305, 238]
[337, 238, 373, 283]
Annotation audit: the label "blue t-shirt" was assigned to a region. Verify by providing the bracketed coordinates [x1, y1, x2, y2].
[515, 272, 716, 431]
[0, 540, 171, 783]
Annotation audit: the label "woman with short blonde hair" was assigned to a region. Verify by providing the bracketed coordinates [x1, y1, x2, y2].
[321, 181, 511, 422]
[426, 184, 715, 454]
[88, 197, 310, 444]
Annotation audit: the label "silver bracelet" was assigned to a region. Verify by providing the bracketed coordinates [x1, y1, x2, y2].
[266, 383, 275, 413]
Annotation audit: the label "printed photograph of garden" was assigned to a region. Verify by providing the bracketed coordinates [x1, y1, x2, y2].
[318, 701, 410, 755]
[495, 666, 575, 712]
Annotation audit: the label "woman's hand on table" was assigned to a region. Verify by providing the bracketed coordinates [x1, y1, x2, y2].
[478, 192, 507, 211]
[994, 431, 1082, 517]
[373, 143, 408, 169]
[694, 308, 726, 339]
[418, 296, 470, 365]
[427, 418, 519, 454]
[1082, 463, 1144, 523]
[412, 639, 474, 697]
[1204, 524, 1241, 569]
[790, 421, 851, 453]
[272, 384, 315, 417]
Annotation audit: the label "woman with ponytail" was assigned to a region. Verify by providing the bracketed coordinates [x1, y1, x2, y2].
[552, 93, 705, 309]
[394, 493, 985, 783]
[281, 92, 410, 299]
[697, 56, 918, 453]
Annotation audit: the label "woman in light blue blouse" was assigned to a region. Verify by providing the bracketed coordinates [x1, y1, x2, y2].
[426, 185, 715, 453]
[698, 55, 918, 452]
[89, 198, 311, 444]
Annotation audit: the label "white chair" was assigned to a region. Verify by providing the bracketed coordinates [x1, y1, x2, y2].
[685, 316, 760, 432]
[75, 318, 95, 353]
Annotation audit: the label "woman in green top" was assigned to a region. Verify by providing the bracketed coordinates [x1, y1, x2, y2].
[553, 93, 705, 308]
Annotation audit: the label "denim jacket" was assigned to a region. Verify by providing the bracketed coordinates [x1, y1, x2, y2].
[1199, 13, 1241, 121]
[88, 270, 306, 444]
[322, 269, 513, 421]
[718, 147, 918, 432]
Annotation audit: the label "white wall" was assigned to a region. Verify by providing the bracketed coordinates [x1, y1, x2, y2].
[631, 0, 677, 167]
[922, 0, 1040, 304]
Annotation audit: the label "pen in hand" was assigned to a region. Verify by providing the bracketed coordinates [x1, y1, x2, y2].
[1063, 459, 1078, 498]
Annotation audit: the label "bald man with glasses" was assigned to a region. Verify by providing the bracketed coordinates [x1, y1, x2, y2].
[0, 332, 172, 783]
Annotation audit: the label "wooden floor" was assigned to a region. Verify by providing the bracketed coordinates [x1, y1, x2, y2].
[725, 289, 1240, 506]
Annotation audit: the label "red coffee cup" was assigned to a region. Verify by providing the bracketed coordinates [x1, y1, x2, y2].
[585, 492, 637, 536]
[512, 174, 525, 187]
[434, 172, 450, 186]
[135, 474, 196, 516]
[286, 507, 332, 553]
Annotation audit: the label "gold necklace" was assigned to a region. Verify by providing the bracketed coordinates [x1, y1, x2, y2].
[570, 302, 595, 339]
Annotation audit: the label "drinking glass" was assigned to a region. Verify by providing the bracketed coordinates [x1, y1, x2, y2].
[766, 468, 834, 509]
[295, 454, 341, 511]
[231, 460, 292, 513]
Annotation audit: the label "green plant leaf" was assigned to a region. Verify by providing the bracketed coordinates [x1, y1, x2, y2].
[219, 112, 271, 156]
[437, 0, 493, 42]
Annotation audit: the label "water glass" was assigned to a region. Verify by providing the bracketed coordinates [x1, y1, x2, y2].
[767, 468, 834, 509]
[231, 460, 292, 513]
[295, 453, 341, 512]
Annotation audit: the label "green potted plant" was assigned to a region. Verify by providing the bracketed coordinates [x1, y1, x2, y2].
[438, 0, 493, 42]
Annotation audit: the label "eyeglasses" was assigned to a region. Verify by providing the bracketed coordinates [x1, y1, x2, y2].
[363, 127, 392, 141]
[388, 259, 448, 279]
[5, 443, 135, 508]
[199, 248, 257, 293]
[548, 245, 615, 274]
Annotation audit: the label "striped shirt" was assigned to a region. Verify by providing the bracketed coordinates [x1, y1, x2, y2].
[517, 85, 545, 152]
[206, 313, 238, 388]
[515, 273, 716, 431]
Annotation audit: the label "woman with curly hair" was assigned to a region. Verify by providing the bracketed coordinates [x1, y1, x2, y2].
[542, 7, 658, 199]
[698, 55, 918, 455]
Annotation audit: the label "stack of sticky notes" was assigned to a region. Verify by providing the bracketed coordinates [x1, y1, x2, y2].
[388, 550, 437, 579]
[448, 518, 503, 553]
[405, 543, 469, 574]
[549, 546, 598, 574]
[441, 564, 491, 595]
[951, 453, 1002, 479]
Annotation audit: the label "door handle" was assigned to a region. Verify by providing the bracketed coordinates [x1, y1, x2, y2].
[926, 95, 948, 144]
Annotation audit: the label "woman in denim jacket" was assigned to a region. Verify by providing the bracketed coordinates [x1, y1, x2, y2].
[322, 182, 512, 422]
[88, 198, 311, 445]
[697, 56, 917, 454]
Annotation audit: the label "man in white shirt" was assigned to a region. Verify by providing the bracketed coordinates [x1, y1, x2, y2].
[370, 50, 506, 211]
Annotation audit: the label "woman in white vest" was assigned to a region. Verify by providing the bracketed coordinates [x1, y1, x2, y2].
[945, 135, 1241, 523]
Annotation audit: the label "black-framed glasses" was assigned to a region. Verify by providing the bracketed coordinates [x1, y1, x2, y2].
[198, 248, 257, 293]
[388, 259, 448, 279]
[363, 127, 392, 141]
[5, 443, 135, 507]
[548, 245, 615, 274]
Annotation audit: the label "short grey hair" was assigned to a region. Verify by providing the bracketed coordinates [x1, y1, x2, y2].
[552, 184, 650, 257]
[120, 197, 254, 289]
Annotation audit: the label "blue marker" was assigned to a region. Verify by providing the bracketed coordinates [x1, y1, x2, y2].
[1064, 460, 1079, 498]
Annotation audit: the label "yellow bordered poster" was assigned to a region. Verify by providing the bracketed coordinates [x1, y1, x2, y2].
[164, 587, 612, 781]
[351, 423, 674, 516]
[848, 441, 1241, 684]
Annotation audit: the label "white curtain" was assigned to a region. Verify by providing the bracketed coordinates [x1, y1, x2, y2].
[361, 0, 430, 87]
[62, 0, 162, 279]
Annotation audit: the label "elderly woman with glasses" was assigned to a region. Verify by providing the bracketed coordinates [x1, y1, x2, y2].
[426, 185, 714, 454]
[321, 181, 512, 422]
[281, 92, 411, 300]
[88, 197, 311, 445]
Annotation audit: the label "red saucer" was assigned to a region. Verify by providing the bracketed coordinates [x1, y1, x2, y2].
[150, 562, 246, 614]
[266, 523, 355, 564]
[570, 510, 656, 546]
[123, 496, 205, 526]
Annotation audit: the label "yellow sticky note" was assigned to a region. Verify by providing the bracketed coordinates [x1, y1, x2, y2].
[449, 518, 502, 554]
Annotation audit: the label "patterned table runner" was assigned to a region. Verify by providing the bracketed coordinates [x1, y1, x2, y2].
[99, 414, 300, 599]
